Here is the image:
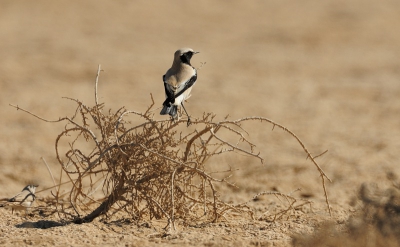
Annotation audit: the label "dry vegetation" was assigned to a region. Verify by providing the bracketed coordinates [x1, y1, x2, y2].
[11, 67, 330, 232]
[2, 1, 400, 246]
[293, 178, 400, 247]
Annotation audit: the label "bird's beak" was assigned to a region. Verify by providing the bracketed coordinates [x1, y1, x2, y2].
[194, 51, 200, 54]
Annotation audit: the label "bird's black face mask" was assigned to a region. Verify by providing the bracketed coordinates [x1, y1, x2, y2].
[180, 51, 194, 65]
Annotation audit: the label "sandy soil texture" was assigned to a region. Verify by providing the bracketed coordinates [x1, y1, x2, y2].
[1, 1, 400, 246]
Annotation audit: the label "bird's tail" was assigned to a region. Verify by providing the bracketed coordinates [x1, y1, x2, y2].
[160, 104, 178, 119]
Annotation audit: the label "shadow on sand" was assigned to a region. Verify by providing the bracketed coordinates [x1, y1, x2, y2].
[16, 220, 67, 229]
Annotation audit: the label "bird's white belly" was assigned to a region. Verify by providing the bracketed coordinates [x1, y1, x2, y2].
[172, 87, 192, 106]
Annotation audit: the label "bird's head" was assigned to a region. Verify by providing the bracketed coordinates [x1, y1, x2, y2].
[22, 185, 38, 194]
[175, 48, 199, 65]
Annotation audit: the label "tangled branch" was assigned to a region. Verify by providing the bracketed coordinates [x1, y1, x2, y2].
[9, 65, 331, 228]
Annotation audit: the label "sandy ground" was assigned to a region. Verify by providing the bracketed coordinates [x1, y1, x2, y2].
[1, 0, 400, 246]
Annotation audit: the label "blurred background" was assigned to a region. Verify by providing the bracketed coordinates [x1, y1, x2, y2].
[0, 0, 399, 214]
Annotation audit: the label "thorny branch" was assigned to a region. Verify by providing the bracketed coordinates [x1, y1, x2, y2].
[9, 66, 331, 227]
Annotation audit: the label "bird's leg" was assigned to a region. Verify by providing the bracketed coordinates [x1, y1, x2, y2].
[180, 102, 191, 126]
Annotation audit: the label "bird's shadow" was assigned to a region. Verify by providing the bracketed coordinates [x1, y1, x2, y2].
[16, 220, 68, 229]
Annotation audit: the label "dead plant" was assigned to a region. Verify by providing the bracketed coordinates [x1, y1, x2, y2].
[293, 177, 400, 247]
[10, 65, 330, 229]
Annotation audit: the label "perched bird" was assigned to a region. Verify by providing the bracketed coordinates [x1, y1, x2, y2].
[0, 185, 38, 214]
[160, 48, 199, 126]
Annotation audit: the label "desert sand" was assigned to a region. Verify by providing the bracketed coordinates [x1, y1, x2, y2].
[0, 1, 400, 246]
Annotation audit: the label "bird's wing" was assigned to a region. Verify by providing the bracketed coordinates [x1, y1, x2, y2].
[174, 72, 197, 99]
[163, 74, 176, 105]
[163, 70, 197, 106]
[19, 193, 36, 207]
[8, 191, 35, 203]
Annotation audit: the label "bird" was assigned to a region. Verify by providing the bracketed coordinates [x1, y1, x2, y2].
[160, 48, 199, 126]
[0, 185, 38, 214]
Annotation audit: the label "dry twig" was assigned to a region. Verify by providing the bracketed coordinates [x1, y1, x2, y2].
[9, 66, 331, 227]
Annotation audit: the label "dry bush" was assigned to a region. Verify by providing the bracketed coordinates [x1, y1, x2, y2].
[293, 175, 400, 247]
[11, 66, 330, 229]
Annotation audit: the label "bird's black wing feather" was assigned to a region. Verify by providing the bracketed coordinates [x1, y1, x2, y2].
[163, 74, 175, 106]
[162, 72, 198, 106]
[174, 73, 197, 99]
